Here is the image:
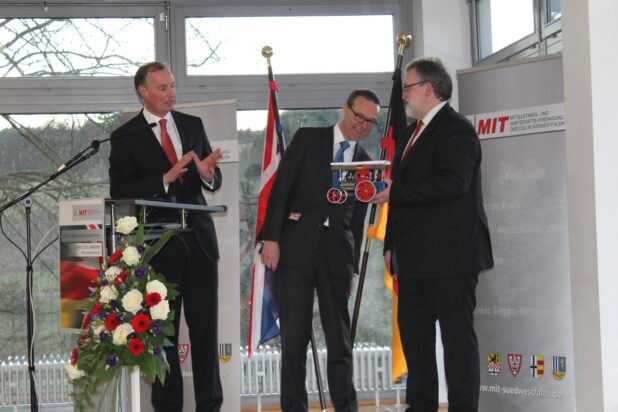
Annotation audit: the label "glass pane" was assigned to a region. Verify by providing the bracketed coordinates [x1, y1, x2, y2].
[476, 0, 535, 59]
[0, 113, 123, 360]
[0, 18, 154, 77]
[547, 0, 561, 22]
[186, 16, 394, 75]
[237, 108, 391, 348]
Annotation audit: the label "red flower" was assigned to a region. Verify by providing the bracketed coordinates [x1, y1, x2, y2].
[105, 312, 121, 331]
[81, 313, 91, 329]
[128, 337, 144, 356]
[113, 270, 129, 286]
[90, 302, 103, 315]
[71, 348, 78, 365]
[131, 313, 152, 334]
[145, 292, 161, 307]
[108, 250, 123, 264]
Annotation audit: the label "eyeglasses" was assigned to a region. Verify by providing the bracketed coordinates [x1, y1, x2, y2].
[403, 80, 427, 90]
[349, 106, 378, 128]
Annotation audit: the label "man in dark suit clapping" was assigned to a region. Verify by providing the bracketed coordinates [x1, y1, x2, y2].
[373, 58, 493, 412]
[260, 90, 380, 412]
[109, 62, 223, 412]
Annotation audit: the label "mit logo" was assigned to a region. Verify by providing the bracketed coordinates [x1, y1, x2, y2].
[77, 209, 88, 215]
[477, 116, 509, 135]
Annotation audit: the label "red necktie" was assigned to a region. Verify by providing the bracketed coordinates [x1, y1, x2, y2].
[159, 119, 183, 184]
[401, 120, 424, 160]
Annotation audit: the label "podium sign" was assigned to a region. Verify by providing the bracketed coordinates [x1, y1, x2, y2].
[58, 198, 105, 329]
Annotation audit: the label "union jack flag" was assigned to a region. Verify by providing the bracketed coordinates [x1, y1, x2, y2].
[248, 80, 284, 356]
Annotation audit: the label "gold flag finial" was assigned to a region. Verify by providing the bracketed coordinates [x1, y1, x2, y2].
[396, 32, 412, 56]
[261, 46, 273, 58]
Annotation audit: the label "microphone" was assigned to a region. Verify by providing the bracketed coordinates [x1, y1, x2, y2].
[56, 122, 156, 172]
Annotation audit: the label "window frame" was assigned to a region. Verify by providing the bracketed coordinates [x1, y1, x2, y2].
[172, 2, 408, 110]
[470, 0, 561, 66]
[0, 0, 412, 114]
[0, 4, 168, 113]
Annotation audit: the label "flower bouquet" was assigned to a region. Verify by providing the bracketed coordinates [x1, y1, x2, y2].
[65, 216, 179, 411]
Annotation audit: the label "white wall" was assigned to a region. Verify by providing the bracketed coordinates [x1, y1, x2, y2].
[411, 0, 472, 110]
[562, 0, 618, 411]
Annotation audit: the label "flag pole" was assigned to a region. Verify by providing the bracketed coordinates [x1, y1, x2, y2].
[261, 46, 328, 412]
[350, 32, 411, 344]
[261, 46, 286, 156]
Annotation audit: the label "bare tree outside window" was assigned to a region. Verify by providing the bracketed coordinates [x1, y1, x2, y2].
[0, 18, 154, 77]
[0, 17, 150, 359]
[0, 15, 228, 362]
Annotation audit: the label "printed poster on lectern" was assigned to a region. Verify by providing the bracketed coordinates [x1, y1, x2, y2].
[59, 198, 105, 329]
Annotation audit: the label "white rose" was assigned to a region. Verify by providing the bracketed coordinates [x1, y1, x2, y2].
[99, 285, 118, 304]
[122, 289, 143, 314]
[94, 324, 106, 336]
[65, 363, 85, 381]
[150, 300, 170, 320]
[104, 266, 122, 281]
[146, 279, 167, 300]
[121, 246, 140, 266]
[116, 216, 138, 235]
[112, 323, 134, 345]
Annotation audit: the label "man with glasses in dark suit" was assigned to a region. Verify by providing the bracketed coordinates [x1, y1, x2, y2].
[260, 90, 380, 412]
[373, 57, 493, 412]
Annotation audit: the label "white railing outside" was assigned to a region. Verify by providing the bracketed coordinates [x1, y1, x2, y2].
[1, 344, 399, 408]
[241, 343, 397, 398]
[0, 354, 72, 408]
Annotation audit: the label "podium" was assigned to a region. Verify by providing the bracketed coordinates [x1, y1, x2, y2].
[109, 199, 227, 411]
[105, 198, 227, 252]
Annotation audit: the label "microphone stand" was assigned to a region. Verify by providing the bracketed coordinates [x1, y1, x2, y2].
[0, 135, 110, 412]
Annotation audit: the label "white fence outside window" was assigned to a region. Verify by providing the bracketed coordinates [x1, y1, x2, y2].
[1, 345, 400, 409]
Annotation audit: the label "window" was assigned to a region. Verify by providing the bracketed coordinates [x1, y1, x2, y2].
[472, 0, 562, 65]
[186, 15, 395, 75]
[476, 0, 535, 60]
[0, 112, 123, 358]
[547, 0, 561, 22]
[0, 18, 154, 77]
[0, 2, 408, 395]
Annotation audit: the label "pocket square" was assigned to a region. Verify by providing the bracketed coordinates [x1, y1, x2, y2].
[288, 212, 302, 221]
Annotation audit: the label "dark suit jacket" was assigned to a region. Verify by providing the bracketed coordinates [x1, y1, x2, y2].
[261, 126, 371, 277]
[108, 110, 222, 260]
[384, 103, 493, 278]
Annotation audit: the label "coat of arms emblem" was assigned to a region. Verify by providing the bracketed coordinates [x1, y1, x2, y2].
[178, 343, 190, 364]
[508, 353, 522, 377]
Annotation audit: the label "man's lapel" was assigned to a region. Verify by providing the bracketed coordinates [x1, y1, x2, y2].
[322, 127, 335, 188]
[399, 103, 451, 169]
[138, 110, 170, 166]
[171, 111, 188, 154]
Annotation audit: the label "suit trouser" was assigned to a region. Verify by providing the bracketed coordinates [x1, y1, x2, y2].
[150, 232, 223, 412]
[397, 273, 479, 412]
[276, 237, 358, 412]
